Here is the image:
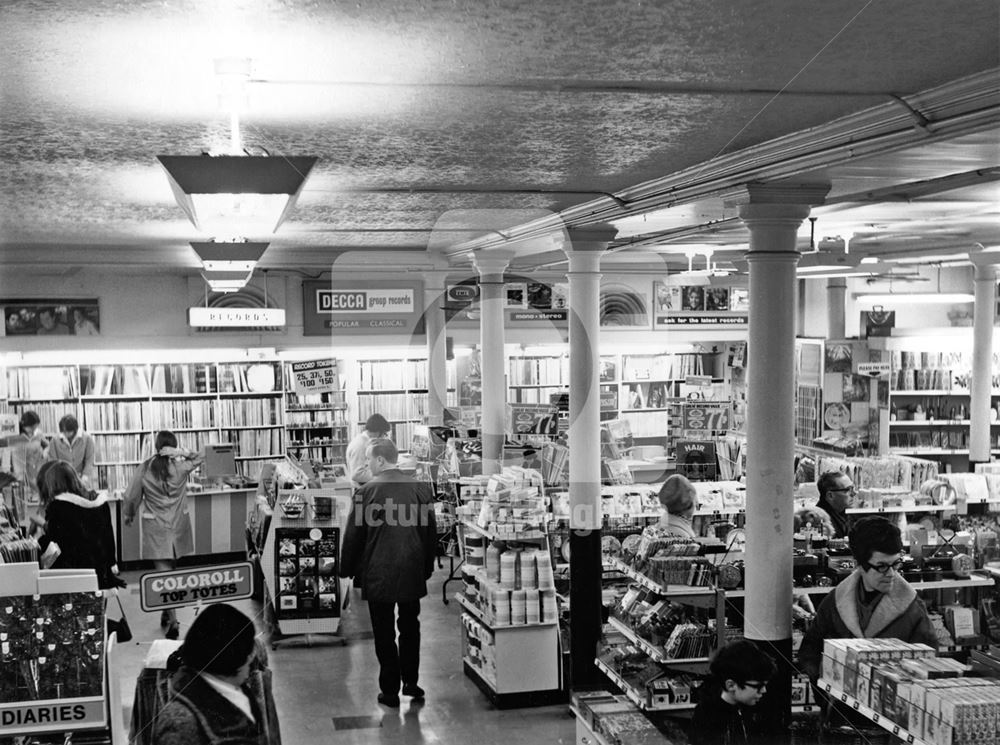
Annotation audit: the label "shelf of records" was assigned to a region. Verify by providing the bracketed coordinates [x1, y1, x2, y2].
[0, 562, 110, 739]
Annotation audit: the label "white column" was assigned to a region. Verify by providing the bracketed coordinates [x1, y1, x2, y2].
[423, 269, 449, 426]
[563, 228, 614, 532]
[730, 183, 828, 733]
[970, 257, 998, 466]
[827, 277, 847, 340]
[563, 225, 615, 687]
[473, 250, 514, 476]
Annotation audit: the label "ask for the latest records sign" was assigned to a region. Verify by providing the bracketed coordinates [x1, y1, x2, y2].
[652, 282, 748, 329]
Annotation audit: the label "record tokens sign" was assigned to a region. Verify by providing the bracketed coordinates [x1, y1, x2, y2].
[291, 359, 338, 394]
[303, 280, 424, 336]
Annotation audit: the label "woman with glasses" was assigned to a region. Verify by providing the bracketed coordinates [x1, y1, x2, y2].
[814, 471, 856, 538]
[798, 516, 937, 729]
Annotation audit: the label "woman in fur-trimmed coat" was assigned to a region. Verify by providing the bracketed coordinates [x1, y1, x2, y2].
[37, 460, 119, 589]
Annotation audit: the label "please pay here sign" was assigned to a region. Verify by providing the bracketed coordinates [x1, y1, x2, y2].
[139, 562, 254, 611]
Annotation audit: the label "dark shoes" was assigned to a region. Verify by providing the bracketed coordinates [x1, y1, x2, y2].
[402, 684, 425, 699]
[165, 622, 180, 640]
[377, 693, 400, 708]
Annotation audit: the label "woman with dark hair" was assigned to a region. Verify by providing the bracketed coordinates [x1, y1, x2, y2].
[798, 516, 937, 732]
[35, 460, 120, 589]
[124, 430, 204, 638]
[153, 603, 279, 745]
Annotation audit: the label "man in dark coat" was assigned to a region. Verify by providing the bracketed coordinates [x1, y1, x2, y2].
[340, 437, 437, 707]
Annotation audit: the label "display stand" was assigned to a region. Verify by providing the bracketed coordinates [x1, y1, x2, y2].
[0, 563, 118, 743]
[456, 514, 565, 708]
[259, 488, 346, 648]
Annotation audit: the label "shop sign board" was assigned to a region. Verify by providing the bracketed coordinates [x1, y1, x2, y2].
[303, 280, 424, 336]
[652, 282, 748, 329]
[658, 314, 748, 327]
[445, 277, 568, 327]
[188, 307, 286, 327]
[139, 562, 254, 611]
[291, 359, 338, 394]
[856, 362, 892, 378]
[680, 402, 731, 431]
[508, 404, 559, 435]
[0, 698, 106, 736]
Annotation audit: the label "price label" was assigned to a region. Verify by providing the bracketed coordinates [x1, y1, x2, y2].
[292, 360, 338, 394]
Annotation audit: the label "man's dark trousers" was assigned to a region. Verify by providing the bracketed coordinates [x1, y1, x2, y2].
[368, 599, 421, 696]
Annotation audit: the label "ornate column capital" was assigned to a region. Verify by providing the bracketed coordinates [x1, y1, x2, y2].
[472, 248, 515, 282]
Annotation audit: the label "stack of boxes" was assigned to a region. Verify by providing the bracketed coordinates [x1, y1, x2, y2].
[576, 690, 683, 742]
[459, 469, 558, 626]
[822, 638, 1000, 744]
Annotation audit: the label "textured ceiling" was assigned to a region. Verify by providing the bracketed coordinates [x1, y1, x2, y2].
[1, 0, 998, 278]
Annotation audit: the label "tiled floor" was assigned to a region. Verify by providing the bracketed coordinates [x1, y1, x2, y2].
[114, 568, 576, 744]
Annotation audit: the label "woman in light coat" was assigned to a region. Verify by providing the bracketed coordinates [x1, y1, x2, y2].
[124, 430, 203, 638]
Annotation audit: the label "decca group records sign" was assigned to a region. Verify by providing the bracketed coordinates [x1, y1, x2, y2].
[303, 280, 424, 336]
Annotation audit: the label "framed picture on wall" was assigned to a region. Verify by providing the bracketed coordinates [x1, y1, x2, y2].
[2, 298, 101, 336]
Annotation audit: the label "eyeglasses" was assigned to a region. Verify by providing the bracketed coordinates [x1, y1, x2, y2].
[741, 681, 768, 692]
[829, 485, 855, 494]
[863, 559, 904, 575]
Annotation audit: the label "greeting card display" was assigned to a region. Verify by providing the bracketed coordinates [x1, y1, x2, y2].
[273, 527, 340, 621]
[0, 591, 107, 736]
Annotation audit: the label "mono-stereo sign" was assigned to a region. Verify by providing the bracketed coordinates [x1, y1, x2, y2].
[303, 280, 424, 336]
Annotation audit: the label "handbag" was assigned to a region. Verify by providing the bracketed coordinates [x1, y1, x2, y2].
[107, 592, 133, 643]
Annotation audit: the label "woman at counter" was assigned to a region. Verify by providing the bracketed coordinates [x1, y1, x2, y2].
[124, 431, 204, 639]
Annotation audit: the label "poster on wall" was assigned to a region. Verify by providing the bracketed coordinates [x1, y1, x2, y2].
[302, 280, 424, 336]
[1, 298, 100, 337]
[652, 282, 747, 329]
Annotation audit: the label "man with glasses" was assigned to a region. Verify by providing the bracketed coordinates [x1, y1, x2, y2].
[798, 516, 937, 729]
[689, 639, 776, 745]
[815, 470, 856, 538]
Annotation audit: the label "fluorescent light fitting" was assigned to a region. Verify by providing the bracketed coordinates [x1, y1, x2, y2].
[191, 241, 268, 271]
[881, 253, 969, 265]
[854, 293, 975, 304]
[201, 268, 253, 293]
[158, 155, 317, 235]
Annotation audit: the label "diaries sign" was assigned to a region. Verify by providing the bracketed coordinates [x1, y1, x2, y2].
[303, 280, 424, 336]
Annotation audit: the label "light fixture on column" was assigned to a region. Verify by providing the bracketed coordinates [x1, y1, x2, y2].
[191, 240, 269, 271]
[159, 154, 317, 237]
